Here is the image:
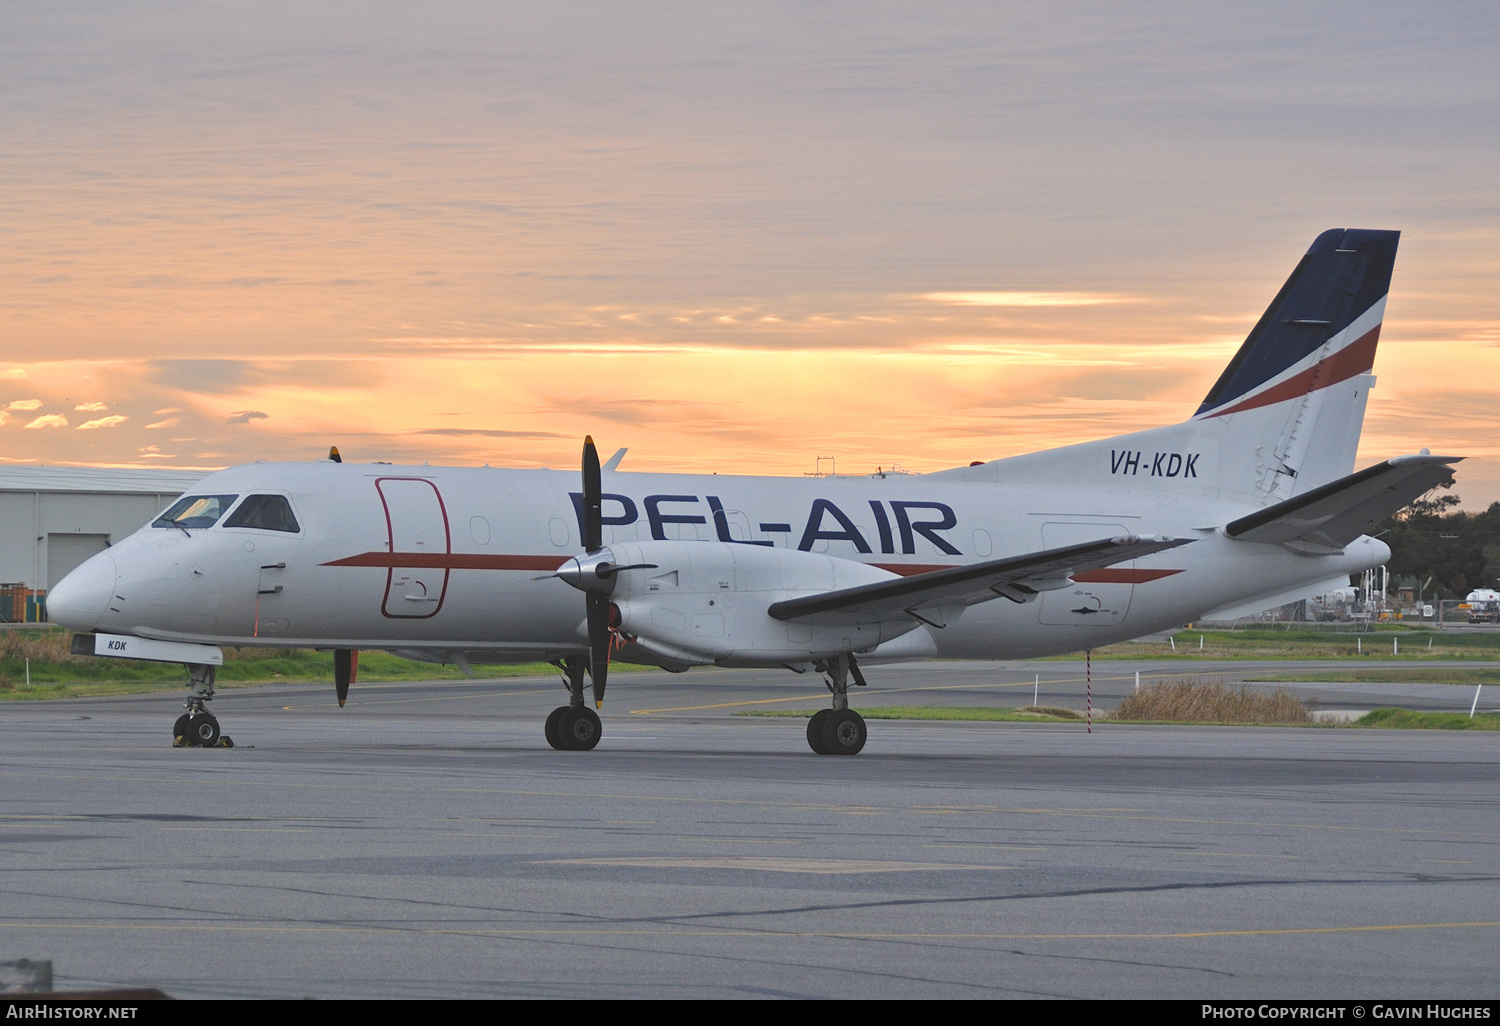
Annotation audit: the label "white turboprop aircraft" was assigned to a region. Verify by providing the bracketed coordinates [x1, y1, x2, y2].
[49, 228, 1457, 755]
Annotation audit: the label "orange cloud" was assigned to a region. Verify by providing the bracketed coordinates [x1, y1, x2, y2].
[921, 292, 1132, 307]
[77, 415, 128, 430]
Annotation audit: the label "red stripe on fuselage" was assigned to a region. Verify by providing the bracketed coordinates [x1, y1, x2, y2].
[1205, 324, 1380, 419]
[322, 552, 569, 571]
[870, 563, 955, 577]
[322, 553, 1185, 583]
[1071, 568, 1184, 584]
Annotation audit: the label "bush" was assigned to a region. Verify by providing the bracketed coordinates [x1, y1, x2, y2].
[1112, 677, 1311, 724]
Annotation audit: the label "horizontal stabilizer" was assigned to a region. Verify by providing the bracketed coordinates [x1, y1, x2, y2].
[1224, 454, 1461, 553]
[768, 536, 1191, 626]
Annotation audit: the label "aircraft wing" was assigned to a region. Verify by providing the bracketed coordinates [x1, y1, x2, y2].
[1224, 454, 1461, 554]
[767, 535, 1191, 626]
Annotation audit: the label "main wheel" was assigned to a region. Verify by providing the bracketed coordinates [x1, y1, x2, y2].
[173, 713, 191, 742]
[821, 709, 866, 755]
[807, 709, 831, 754]
[559, 707, 601, 751]
[544, 706, 569, 750]
[185, 712, 220, 748]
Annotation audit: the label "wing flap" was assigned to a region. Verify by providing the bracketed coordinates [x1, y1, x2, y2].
[768, 535, 1191, 625]
[1225, 454, 1460, 553]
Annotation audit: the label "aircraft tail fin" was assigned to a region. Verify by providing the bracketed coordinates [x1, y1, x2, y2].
[1196, 228, 1397, 419]
[1191, 228, 1399, 500]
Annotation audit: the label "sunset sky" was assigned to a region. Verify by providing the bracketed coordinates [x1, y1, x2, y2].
[4, 3, 1499, 504]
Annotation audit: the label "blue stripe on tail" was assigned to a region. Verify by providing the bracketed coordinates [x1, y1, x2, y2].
[1196, 228, 1399, 416]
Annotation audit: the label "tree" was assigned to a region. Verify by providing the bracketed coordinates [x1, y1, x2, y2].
[1380, 483, 1500, 598]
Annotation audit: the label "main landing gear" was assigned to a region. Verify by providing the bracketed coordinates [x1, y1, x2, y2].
[172, 664, 233, 748]
[807, 654, 868, 755]
[545, 656, 602, 751]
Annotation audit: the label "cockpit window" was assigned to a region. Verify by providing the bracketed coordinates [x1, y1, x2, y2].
[153, 494, 240, 530]
[223, 494, 301, 533]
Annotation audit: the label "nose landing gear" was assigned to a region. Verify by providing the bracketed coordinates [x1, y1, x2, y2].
[172, 664, 234, 748]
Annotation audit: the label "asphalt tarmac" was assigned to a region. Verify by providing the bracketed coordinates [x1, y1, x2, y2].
[2, 660, 1497, 999]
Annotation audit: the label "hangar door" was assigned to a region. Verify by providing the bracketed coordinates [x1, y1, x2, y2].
[48, 534, 109, 592]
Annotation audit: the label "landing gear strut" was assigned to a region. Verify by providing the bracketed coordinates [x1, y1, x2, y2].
[807, 654, 867, 755]
[173, 664, 231, 748]
[545, 656, 601, 751]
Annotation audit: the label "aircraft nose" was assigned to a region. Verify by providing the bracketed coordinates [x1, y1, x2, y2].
[47, 551, 118, 632]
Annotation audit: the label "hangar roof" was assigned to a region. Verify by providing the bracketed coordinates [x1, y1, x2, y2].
[0, 466, 211, 494]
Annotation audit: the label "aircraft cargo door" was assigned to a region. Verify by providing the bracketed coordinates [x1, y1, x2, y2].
[1038, 522, 1133, 626]
[377, 478, 451, 619]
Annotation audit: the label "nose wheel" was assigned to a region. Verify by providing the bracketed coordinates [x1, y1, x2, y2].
[173, 712, 221, 747]
[171, 663, 234, 748]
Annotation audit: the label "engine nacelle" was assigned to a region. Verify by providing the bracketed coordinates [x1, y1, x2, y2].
[603, 540, 918, 667]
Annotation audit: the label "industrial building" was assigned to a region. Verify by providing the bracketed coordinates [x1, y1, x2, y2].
[0, 466, 208, 621]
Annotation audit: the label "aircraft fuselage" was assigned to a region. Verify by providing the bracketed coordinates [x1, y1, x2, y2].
[58, 460, 1385, 664]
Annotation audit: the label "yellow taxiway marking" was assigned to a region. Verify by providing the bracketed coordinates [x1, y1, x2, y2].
[160, 827, 317, 833]
[444, 818, 556, 825]
[1, 921, 1497, 942]
[675, 837, 804, 845]
[923, 843, 1047, 851]
[627, 671, 1183, 715]
[532, 856, 1011, 874]
[1421, 859, 1473, 864]
[629, 693, 826, 714]
[281, 687, 546, 711]
[428, 832, 560, 839]
[1181, 852, 1304, 859]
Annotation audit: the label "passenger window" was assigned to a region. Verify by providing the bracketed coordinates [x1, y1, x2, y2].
[224, 494, 302, 533]
[153, 494, 239, 529]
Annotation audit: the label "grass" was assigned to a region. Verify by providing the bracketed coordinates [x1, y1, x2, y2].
[1354, 708, 1500, 730]
[1251, 668, 1500, 686]
[743, 698, 1500, 731]
[1072, 627, 1500, 662]
[740, 705, 1083, 722]
[0, 627, 648, 700]
[1111, 677, 1312, 724]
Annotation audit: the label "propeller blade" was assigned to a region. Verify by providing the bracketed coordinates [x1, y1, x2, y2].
[582, 436, 603, 553]
[334, 648, 358, 707]
[587, 593, 611, 707]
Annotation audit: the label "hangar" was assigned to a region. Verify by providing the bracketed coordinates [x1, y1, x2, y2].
[0, 466, 206, 621]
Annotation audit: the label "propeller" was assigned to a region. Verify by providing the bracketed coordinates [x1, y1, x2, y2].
[553, 436, 656, 708]
[582, 436, 610, 707]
